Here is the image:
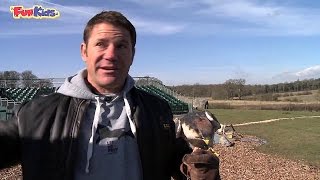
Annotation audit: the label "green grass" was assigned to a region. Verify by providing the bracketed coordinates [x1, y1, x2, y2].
[210, 109, 320, 124]
[208, 109, 320, 167]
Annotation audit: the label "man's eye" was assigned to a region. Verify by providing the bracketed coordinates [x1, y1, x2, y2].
[117, 44, 127, 49]
[96, 42, 104, 46]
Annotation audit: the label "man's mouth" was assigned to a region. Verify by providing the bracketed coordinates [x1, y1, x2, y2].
[99, 67, 118, 72]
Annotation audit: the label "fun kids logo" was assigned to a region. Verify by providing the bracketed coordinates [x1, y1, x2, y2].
[10, 5, 60, 19]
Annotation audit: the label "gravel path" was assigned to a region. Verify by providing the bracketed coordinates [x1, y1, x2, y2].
[0, 164, 21, 180]
[215, 136, 320, 180]
[1, 136, 319, 180]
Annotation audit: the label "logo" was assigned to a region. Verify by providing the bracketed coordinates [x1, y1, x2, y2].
[163, 123, 171, 130]
[10, 5, 60, 19]
[107, 141, 118, 154]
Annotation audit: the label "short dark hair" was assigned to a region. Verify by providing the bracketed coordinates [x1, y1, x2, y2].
[83, 11, 136, 48]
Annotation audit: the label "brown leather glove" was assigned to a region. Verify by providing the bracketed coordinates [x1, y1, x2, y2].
[180, 148, 220, 180]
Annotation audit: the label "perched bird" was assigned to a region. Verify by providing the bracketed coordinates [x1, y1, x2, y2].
[174, 110, 221, 150]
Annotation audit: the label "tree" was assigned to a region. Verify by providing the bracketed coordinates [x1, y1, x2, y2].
[235, 78, 246, 99]
[211, 85, 228, 100]
[21, 70, 38, 87]
[224, 80, 236, 99]
[224, 78, 246, 99]
[3, 71, 20, 88]
[0, 71, 4, 88]
[37, 79, 53, 87]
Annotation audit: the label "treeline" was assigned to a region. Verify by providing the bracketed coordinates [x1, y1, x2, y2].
[170, 78, 320, 100]
[0, 70, 53, 88]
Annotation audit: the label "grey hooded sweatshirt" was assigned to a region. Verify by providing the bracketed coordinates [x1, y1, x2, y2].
[57, 69, 143, 180]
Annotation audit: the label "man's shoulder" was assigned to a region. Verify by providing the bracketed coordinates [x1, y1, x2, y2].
[19, 93, 69, 111]
[25, 93, 64, 104]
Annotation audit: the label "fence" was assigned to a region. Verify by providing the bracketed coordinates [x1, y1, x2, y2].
[0, 78, 65, 88]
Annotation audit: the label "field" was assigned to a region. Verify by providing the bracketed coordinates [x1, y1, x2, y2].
[276, 90, 320, 102]
[208, 99, 320, 111]
[209, 108, 320, 167]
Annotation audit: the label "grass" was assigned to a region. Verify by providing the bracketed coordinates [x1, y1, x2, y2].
[210, 109, 320, 124]
[277, 90, 320, 102]
[208, 109, 320, 167]
[209, 100, 320, 111]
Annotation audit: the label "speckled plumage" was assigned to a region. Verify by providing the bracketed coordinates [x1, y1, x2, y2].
[174, 110, 221, 150]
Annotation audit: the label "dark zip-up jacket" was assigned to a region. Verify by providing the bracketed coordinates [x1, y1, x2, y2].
[0, 88, 191, 180]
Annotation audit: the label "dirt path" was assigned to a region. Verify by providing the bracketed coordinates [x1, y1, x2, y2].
[233, 115, 320, 127]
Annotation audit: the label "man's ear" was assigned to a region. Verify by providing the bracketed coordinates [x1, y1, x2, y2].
[80, 42, 87, 62]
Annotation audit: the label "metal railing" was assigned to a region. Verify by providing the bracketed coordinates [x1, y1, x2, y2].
[134, 76, 192, 112]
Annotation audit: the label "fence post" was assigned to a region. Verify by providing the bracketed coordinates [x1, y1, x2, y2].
[304, 102, 306, 111]
[260, 101, 262, 110]
[289, 102, 291, 111]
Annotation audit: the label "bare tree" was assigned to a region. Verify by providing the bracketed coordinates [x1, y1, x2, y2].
[37, 79, 53, 87]
[224, 79, 246, 99]
[3, 71, 20, 88]
[235, 78, 246, 99]
[21, 70, 38, 87]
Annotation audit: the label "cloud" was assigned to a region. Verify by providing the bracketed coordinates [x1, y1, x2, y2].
[195, 0, 320, 36]
[132, 18, 185, 35]
[295, 65, 320, 77]
[0, 7, 8, 12]
[0, 25, 83, 36]
[40, 1, 96, 16]
[197, 0, 279, 18]
[124, 0, 320, 36]
[123, 0, 193, 8]
[0, 12, 92, 36]
[1, 0, 185, 36]
[273, 65, 320, 83]
[0, 0, 34, 12]
[0, 0, 97, 36]
[4, 0, 320, 37]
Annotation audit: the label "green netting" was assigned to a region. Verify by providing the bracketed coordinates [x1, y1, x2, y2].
[137, 85, 189, 114]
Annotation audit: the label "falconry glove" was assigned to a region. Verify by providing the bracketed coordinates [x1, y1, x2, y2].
[180, 148, 220, 180]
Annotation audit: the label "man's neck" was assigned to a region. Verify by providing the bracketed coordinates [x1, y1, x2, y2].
[84, 78, 122, 95]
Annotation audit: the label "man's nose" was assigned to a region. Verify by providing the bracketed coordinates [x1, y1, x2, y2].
[103, 44, 116, 60]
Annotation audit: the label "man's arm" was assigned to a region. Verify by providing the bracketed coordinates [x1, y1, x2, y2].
[171, 136, 192, 180]
[0, 114, 21, 168]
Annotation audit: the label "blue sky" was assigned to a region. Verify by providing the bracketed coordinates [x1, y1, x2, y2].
[1, 0, 320, 85]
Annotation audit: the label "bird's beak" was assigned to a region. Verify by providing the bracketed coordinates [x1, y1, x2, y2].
[204, 139, 210, 145]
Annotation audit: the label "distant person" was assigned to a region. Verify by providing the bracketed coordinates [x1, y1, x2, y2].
[0, 11, 220, 180]
[204, 100, 209, 109]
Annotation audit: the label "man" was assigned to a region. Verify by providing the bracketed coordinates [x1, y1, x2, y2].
[0, 11, 219, 179]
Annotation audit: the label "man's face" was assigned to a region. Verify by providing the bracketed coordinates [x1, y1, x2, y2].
[81, 23, 134, 93]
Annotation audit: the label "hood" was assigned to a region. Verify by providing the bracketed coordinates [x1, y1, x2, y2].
[57, 69, 135, 99]
[57, 68, 136, 173]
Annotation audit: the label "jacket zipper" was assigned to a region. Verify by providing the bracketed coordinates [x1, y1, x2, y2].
[70, 99, 86, 138]
[65, 99, 86, 178]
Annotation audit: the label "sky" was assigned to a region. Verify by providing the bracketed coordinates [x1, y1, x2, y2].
[1, 0, 320, 86]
